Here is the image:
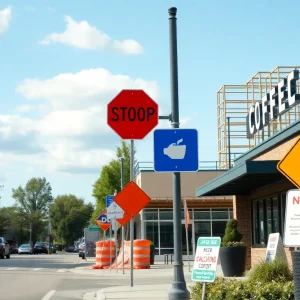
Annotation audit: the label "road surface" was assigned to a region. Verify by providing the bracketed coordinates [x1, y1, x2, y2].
[0, 252, 119, 300]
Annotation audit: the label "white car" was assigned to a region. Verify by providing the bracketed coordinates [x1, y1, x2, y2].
[18, 244, 33, 254]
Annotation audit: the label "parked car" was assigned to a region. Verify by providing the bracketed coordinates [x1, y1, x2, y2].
[0, 237, 10, 259]
[33, 242, 48, 254]
[18, 244, 33, 254]
[7, 240, 18, 254]
[65, 245, 75, 252]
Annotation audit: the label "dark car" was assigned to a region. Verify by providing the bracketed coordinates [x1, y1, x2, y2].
[7, 240, 18, 254]
[0, 237, 10, 259]
[33, 242, 48, 254]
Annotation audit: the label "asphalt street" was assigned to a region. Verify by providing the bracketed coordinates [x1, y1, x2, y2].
[0, 252, 120, 300]
[0, 252, 191, 300]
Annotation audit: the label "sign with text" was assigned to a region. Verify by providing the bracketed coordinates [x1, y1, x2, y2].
[284, 190, 300, 247]
[107, 201, 124, 219]
[191, 237, 221, 282]
[265, 233, 287, 263]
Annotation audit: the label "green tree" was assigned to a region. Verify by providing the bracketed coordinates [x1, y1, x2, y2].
[0, 206, 15, 236]
[91, 141, 135, 222]
[49, 194, 93, 246]
[12, 177, 53, 244]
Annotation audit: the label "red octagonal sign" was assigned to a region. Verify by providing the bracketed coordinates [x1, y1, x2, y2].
[107, 89, 158, 140]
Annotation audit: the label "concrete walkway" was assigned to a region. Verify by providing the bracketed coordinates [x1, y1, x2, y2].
[80, 260, 247, 299]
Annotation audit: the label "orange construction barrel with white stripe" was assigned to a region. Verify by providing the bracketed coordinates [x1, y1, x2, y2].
[133, 239, 150, 269]
[93, 240, 116, 269]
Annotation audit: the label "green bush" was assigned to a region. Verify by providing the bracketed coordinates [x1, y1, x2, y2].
[222, 218, 243, 246]
[190, 278, 294, 300]
[248, 259, 293, 284]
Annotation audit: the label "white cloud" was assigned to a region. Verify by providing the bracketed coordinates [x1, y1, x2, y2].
[15, 104, 35, 113]
[0, 6, 12, 35]
[5, 68, 161, 173]
[39, 16, 143, 55]
[17, 68, 159, 111]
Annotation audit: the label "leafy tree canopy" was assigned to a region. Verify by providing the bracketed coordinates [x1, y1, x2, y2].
[49, 194, 93, 245]
[91, 141, 135, 221]
[12, 177, 53, 243]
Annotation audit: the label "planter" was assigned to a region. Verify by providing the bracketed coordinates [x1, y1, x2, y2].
[220, 246, 247, 277]
[150, 245, 155, 265]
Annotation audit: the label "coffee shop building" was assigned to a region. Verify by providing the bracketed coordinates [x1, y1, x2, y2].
[196, 66, 300, 269]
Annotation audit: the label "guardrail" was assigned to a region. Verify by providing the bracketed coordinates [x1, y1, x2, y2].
[134, 161, 232, 176]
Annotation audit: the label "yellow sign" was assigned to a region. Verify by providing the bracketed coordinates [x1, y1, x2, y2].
[277, 137, 300, 189]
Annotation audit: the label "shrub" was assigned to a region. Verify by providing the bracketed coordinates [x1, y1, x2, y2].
[190, 278, 294, 300]
[248, 259, 293, 284]
[221, 218, 243, 246]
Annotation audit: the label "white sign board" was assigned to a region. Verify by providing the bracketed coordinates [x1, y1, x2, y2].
[107, 201, 124, 219]
[191, 237, 221, 282]
[265, 233, 286, 263]
[284, 189, 300, 247]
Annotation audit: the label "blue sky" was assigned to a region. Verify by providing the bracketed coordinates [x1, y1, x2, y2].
[0, 0, 299, 206]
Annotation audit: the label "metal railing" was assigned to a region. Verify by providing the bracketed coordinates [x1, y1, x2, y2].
[134, 161, 233, 176]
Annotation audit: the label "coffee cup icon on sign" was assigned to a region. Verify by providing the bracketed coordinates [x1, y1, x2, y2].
[163, 139, 186, 159]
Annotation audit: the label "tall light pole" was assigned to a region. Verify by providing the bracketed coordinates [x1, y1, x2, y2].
[168, 7, 190, 300]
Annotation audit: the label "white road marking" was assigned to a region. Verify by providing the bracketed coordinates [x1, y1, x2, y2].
[57, 269, 66, 272]
[32, 268, 43, 271]
[41, 290, 56, 300]
[6, 267, 18, 270]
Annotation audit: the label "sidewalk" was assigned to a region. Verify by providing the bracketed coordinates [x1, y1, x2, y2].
[80, 260, 246, 299]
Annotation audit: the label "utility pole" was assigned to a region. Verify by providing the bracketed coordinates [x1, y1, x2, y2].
[167, 7, 190, 300]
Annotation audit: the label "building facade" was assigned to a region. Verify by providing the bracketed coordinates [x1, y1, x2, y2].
[196, 66, 300, 269]
[134, 162, 233, 260]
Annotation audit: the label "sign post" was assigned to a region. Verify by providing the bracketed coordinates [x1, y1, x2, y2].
[192, 237, 221, 300]
[120, 157, 125, 274]
[107, 89, 158, 286]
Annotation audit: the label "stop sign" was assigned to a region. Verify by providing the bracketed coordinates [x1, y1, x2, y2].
[107, 89, 158, 140]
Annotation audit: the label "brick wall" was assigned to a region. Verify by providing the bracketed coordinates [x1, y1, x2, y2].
[251, 247, 293, 269]
[233, 195, 252, 269]
[254, 134, 300, 161]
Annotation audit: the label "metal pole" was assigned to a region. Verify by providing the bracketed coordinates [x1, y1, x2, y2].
[185, 227, 190, 272]
[109, 226, 112, 271]
[202, 282, 206, 300]
[227, 117, 231, 169]
[130, 140, 134, 287]
[121, 157, 125, 275]
[168, 7, 190, 300]
[114, 190, 118, 273]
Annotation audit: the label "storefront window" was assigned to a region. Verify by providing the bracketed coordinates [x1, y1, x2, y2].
[159, 222, 174, 253]
[252, 194, 285, 246]
[145, 222, 159, 249]
[144, 210, 158, 221]
[194, 210, 210, 220]
[143, 207, 232, 255]
[159, 209, 173, 220]
[212, 221, 227, 238]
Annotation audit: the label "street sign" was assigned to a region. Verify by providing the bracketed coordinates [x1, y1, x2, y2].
[107, 201, 124, 219]
[191, 237, 221, 283]
[154, 128, 199, 172]
[88, 224, 100, 231]
[95, 210, 111, 231]
[107, 89, 158, 140]
[114, 181, 151, 217]
[277, 137, 300, 189]
[284, 190, 300, 247]
[117, 210, 132, 226]
[106, 195, 115, 208]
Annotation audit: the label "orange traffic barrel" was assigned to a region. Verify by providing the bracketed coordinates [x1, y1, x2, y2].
[133, 240, 150, 269]
[93, 240, 116, 269]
